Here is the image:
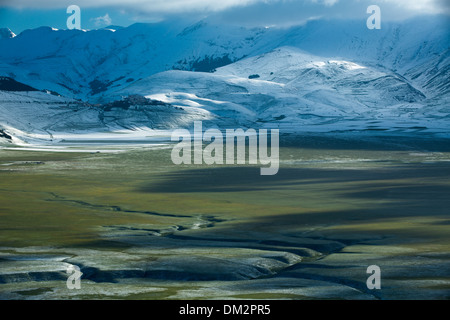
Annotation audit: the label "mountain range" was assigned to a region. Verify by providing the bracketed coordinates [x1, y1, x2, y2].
[0, 16, 449, 144]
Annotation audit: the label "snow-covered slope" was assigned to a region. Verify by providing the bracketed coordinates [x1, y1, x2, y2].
[0, 16, 448, 143]
[114, 47, 448, 133]
[0, 21, 275, 101]
[0, 16, 448, 102]
[0, 90, 215, 145]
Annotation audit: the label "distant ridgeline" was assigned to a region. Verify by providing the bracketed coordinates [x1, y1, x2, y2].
[0, 76, 38, 92]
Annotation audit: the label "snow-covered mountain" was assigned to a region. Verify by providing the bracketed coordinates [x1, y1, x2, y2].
[0, 88, 219, 145]
[0, 16, 449, 144]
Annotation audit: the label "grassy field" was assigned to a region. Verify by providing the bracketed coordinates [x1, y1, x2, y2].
[0, 134, 449, 299]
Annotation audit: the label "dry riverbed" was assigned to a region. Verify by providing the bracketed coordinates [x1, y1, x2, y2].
[0, 134, 449, 299]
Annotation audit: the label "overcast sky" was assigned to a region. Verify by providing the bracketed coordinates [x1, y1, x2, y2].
[1, 0, 449, 33]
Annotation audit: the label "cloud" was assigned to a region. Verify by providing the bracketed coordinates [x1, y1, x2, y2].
[0, 0, 268, 12]
[0, 0, 448, 27]
[0, 0, 447, 14]
[91, 13, 112, 27]
[210, 0, 450, 27]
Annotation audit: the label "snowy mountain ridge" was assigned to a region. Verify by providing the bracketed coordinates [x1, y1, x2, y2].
[1, 16, 448, 101]
[0, 16, 449, 144]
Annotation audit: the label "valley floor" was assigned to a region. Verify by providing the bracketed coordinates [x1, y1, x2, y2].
[0, 133, 449, 299]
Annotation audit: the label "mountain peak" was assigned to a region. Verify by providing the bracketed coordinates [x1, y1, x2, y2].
[0, 28, 16, 39]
